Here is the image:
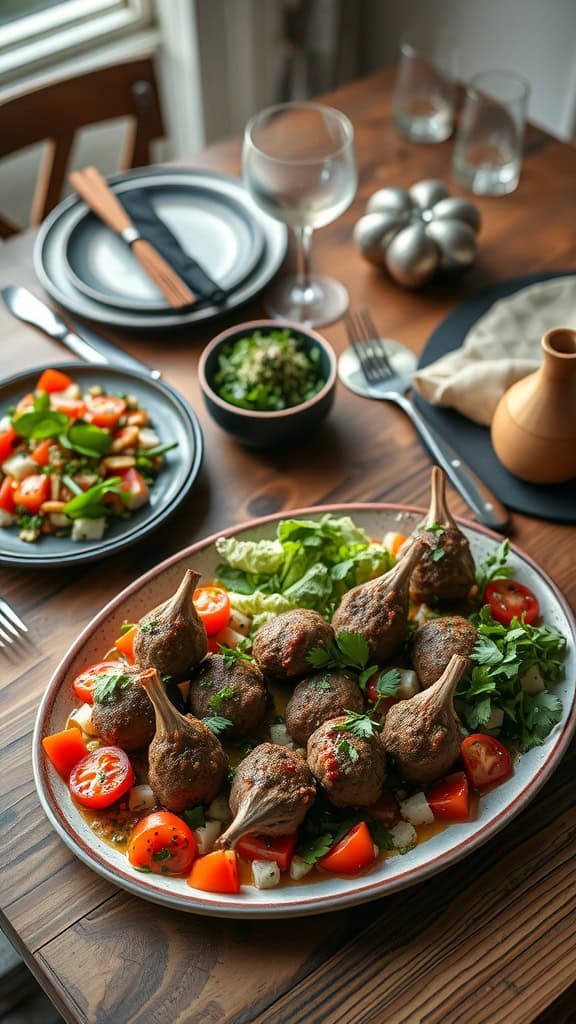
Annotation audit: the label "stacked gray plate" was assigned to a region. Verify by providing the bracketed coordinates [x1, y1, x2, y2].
[34, 168, 288, 329]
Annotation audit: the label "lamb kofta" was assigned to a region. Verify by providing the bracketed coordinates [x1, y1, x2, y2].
[411, 615, 478, 688]
[307, 716, 387, 807]
[188, 653, 267, 738]
[330, 538, 426, 662]
[407, 467, 476, 605]
[382, 654, 469, 784]
[133, 569, 208, 677]
[139, 668, 228, 811]
[91, 669, 155, 752]
[285, 671, 364, 747]
[252, 608, 334, 680]
[217, 743, 316, 848]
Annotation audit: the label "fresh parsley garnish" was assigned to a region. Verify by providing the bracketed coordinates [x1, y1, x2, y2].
[93, 671, 132, 704]
[475, 539, 514, 593]
[202, 715, 233, 736]
[310, 676, 331, 693]
[139, 619, 159, 635]
[152, 848, 171, 862]
[373, 668, 401, 698]
[456, 605, 565, 750]
[218, 639, 252, 667]
[208, 685, 235, 711]
[307, 630, 377, 689]
[184, 806, 206, 829]
[120, 622, 136, 635]
[425, 522, 445, 535]
[431, 547, 445, 562]
[332, 709, 381, 739]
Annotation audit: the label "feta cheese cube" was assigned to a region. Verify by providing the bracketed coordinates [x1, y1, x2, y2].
[390, 821, 418, 851]
[289, 855, 313, 881]
[2, 453, 37, 481]
[71, 517, 106, 541]
[400, 792, 435, 826]
[194, 820, 222, 855]
[252, 859, 280, 889]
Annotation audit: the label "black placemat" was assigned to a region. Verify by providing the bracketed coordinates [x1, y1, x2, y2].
[414, 272, 576, 524]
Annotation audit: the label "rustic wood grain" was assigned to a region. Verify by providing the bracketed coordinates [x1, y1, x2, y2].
[0, 67, 575, 1024]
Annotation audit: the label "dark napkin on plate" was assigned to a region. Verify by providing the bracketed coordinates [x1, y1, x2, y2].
[120, 189, 228, 306]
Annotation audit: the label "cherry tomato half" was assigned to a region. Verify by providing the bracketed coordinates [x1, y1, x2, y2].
[236, 833, 297, 872]
[426, 771, 471, 822]
[85, 394, 126, 430]
[69, 746, 134, 809]
[319, 821, 376, 875]
[461, 734, 513, 791]
[128, 811, 197, 876]
[193, 585, 231, 636]
[484, 579, 540, 626]
[72, 661, 118, 704]
[13, 473, 49, 513]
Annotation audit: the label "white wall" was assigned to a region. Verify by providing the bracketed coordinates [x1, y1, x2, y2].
[360, 0, 576, 140]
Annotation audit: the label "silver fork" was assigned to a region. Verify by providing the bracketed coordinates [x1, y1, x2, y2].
[0, 598, 29, 647]
[340, 310, 510, 531]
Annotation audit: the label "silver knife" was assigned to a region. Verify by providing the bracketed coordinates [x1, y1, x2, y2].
[1, 286, 161, 380]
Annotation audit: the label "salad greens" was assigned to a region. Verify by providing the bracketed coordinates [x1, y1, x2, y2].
[215, 515, 392, 624]
[457, 604, 565, 751]
[213, 329, 325, 412]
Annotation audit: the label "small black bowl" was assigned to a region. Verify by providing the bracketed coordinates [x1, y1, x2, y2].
[198, 319, 337, 449]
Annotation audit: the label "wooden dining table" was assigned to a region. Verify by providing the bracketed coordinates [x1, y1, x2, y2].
[0, 68, 575, 1024]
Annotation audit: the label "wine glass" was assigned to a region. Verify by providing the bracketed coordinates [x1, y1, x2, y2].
[242, 102, 357, 327]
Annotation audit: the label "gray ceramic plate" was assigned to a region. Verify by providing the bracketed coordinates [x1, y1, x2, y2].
[34, 169, 288, 330]
[33, 505, 576, 917]
[63, 180, 265, 312]
[0, 362, 203, 567]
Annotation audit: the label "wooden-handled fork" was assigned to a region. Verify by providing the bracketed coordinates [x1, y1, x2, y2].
[68, 166, 196, 309]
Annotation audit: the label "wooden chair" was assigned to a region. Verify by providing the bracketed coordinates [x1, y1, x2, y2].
[0, 54, 164, 237]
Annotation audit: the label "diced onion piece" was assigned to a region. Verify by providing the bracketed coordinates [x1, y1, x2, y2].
[396, 669, 420, 700]
[289, 855, 314, 881]
[228, 608, 252, 636]
[252, 859, 280, 889]
[520, 665, 546, 694]
[207, 793, 232, 823]
[390, 821, 418, 850]
[400, 792, 435, 826]
[138, 428, 161, 449]
[1, 453, 38, 481]
[270, 723, 295, 747]
[194, 820, 222, 855]
[0, 415, 11, 432]
[214, 625, 249, 649]
[411, 604, 436, 626]
[484, 707, 505, 731]
[68, 702, 98, 736]
[49, 513, 71, 529]
[128, 785, 157, 812]
[71, 517, 106, 541]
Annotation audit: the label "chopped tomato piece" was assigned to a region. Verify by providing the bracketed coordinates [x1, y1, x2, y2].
[42, 727, 88, 779]
[36, 369, 74, 393]
[366, 790, 401, 829]
[128, 811, 197, 876]
[236, 833, 297, 872]
[187, 849, 240, 894]
[69, 746, 134, 809]
[193, 586, 231, 637]
[85, 394, 126, 430]
[319, 821, 376, 875]
[113, 624, 137, 663]
[0, 427, 19, 464]
[49, 395, 85, 419]
[13, 473, 50, 512]
[31, 438, 53, 466]
[72, 660, 118, 704]
[0, 477, 16, 514]
[461, 734, 513, 791]
[117, 467, 149, 511]
[485, 579, 540, 626]
[426, 771, 472, 821]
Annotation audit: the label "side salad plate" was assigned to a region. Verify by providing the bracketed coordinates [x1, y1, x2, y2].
[0, 362, 203, 567]
[33, 504, 576, 917]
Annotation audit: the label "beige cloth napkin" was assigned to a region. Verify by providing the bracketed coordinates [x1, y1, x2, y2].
[413, 275, 576, 426]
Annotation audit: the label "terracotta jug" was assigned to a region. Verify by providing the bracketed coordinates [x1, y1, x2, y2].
[491, 327, 576, 484]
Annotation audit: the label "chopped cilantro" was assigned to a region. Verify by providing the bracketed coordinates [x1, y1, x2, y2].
[431, 547, 445, 562]
[337, 738, 359, 764]
[332, 709, 380, 739]
[475, 539, 514, 593]
[93, 671, 132, 704]
[218, 639, 252, 667]
[203, 715, 233, 736]
[208, 685, 235, 711]
[184, 806, 206, 829]
[425, 522, 445, 535]
[307, 630, 377, 689]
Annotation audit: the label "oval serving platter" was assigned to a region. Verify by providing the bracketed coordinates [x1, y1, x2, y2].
[0, 362, 203, 567]
[33, 504, 576, 917]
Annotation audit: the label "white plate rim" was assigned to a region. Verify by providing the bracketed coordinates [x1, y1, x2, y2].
[32, 503, 576, 917]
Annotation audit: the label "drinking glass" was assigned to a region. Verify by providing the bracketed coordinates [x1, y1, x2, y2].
[393, 27, 458, 143]
[452, 71, 530, 195]
[242, 102, 357, 326]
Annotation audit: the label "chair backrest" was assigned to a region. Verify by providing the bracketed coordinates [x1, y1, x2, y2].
[0, 54, 164, 237]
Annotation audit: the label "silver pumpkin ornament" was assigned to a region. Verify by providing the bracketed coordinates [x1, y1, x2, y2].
[354, 180, 481, 288]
